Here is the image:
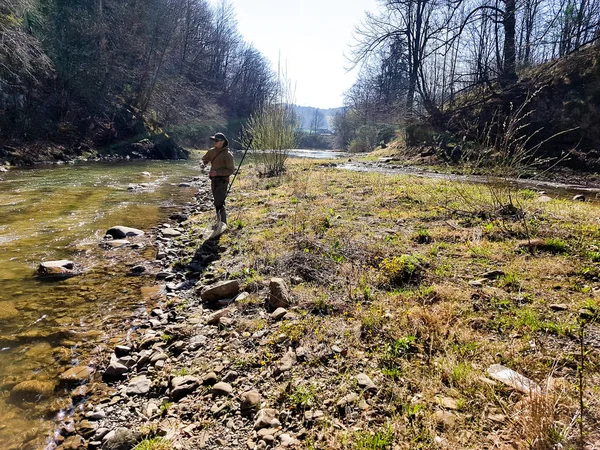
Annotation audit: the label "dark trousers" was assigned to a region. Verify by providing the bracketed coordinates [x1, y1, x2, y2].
[211, 177, 229, 224]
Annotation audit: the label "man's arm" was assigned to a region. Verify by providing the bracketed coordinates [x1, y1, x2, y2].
[202, 148, 215, 165]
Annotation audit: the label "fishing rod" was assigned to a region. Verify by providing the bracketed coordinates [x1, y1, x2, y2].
[226, 138, 253, 198]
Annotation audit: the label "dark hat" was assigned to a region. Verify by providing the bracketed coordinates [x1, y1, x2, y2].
[210, 132, 227, 142]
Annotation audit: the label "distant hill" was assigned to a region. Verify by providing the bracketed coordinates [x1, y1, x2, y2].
[292, 105, 345, 132]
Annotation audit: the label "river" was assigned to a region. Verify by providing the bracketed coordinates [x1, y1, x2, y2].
[0, 159, 204, 449]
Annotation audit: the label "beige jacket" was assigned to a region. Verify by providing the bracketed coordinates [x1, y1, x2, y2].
[202, 147, 235, 178]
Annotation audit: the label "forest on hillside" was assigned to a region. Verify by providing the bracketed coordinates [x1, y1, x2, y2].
[0, 0, 276, 161]
[336, 0, 600, 165]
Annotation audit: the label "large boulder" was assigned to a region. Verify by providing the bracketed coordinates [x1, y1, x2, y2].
[199, 280, 240, 302]
[268, 278, 291, 309]
[37, 260, 77, 279]
[106, 226, 144, 239]
[10, 380, 56, 403]
[127, 139, 155, 158]
[151, 134, 190, 160]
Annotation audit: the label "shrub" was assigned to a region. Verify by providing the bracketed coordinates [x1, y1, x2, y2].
[348, 125, 380, 153]
[379, 255, 423, 286]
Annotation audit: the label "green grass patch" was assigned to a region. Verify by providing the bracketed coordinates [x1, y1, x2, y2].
[133, 437, 171, 450]
[352, 426, 395, 450]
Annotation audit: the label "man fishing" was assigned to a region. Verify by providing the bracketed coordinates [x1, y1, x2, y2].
[202, 132, 235, 231]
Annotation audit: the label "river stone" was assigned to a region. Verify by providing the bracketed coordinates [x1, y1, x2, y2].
[271, 307, 288, 320]
[117, 356, 137, 369]
[206, 308, 233, 325]
[37, 260, 76, 279]
[0, 302, 18, 320]
[268, 278, 291, 309]
[170, 213, 189, 222]
[212, 382, 233, 396]
[355, 373, 377, 391]
[487, 364, 541, 394]
[59, 366, 92, 383]
[171, 375, 200, 400]
[106, 226, 144, 239]
[71, 385, 88, 401]
[162, 228, 182, 238]
[102, 427, 140, 450]
[61, 435, 85, 450]
[126, 375, 151, 395]
[483, 270, 505, 279]
[254, 408, 281, 430]
[434, 410, 456, 429]
[202, 372, 218, 385]
[77, 419, 98, 438]
[549, 303, 569, 311]
[104, 239, 130, 248]
[337, 392, 359, 409]
[114, 345, 131, 357]
[10, 380, 56, 402]
[135, 349, 152, 370]
[279, 434, 300, 448]
[275, 349, 296, 374]
[436, 396, 459, 410]
[104, 361, 128, 379]
[150, 351, 168, 364]
[240, 390, 261, 413]
[85, 410, 107, 420]
[200, 280, 240, 302]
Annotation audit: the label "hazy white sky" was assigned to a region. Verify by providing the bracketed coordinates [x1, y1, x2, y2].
[219, 0, 378, 109]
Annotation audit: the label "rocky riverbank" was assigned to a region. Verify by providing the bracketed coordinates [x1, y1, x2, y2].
[0, 134, 189, 168]
[51, 176, 320, 450]
[40, 159, 600, 450]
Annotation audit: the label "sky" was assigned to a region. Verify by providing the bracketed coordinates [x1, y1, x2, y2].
[216, 0, 379, 109]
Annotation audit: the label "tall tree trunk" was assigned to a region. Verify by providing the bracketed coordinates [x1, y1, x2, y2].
[502, 0, 517, 84]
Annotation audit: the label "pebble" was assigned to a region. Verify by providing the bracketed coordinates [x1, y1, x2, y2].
[355, 373, 377, 391]
[203, 372, 218, 385]
[276, 349, 296, 373]
[254, 409, 281, 430]
[240, 390, 261, 413]
[85, 410, 106, 420]
[271, 307, 288, 320]
[126, 375, 151, 395]
[549, 303, 569, 311]
[337, 392, 359, 409]
[212, 382, 233, 396]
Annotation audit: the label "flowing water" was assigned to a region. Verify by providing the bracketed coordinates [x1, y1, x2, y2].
[0, 159, 202, 449]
